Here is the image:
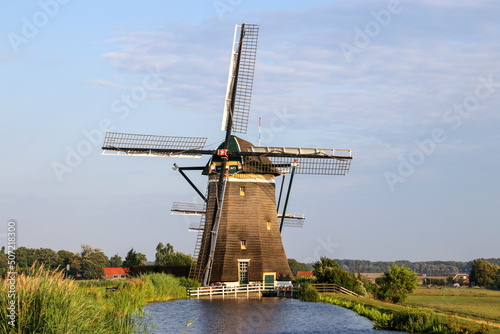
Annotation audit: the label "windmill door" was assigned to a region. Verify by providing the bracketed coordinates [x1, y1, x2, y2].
[238, 261, 249, 285]
[263, 272, 276, 289]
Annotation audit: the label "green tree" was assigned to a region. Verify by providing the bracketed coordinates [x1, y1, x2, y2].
[15, 247, 37, 271]
[493, 269, 500, 289]
[313, 257, 364, 295]
[68, 253, 81, 277]
[288, 259, 310, 276]
[109, 254, 123, 267]
[80, 245, 110, 279]
[469, 259, 499, 287]
[123, 248, 147, 269]
[377, 263, 418, 303]
[0, 246, 8, 278]
[57, 250, 75, 268]
[36, 248, 61, 270]
[155, 242, 192, 265]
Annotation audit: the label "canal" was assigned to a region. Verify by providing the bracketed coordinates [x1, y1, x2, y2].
[144, 298, 398, 333]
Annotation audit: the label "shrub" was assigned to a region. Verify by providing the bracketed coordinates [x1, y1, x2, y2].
[297, 283, 321, 302]
[179, 277, 200, 289]
[377, 263, 418, 303]
[313, 257, 365, 295]
[384, 308, 439, 332]
[293, 275, 316, 284]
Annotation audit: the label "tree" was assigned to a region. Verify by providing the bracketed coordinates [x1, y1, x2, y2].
[58, 250, 75, 268]
[0, 247, 8, 278]
[377, 263, 418, 304]
[288, 259, 310, 276]
[493, 269, 500, 289]
[109, 254, 123, 267]
[68, 253, 81, 277]
[155, 242, 192, 266]
[123, 248, 147, 269]
[313, 257, 365, 295]
[469, 259, 499, 287]
[36, 248, 61, 270]
[80, 245, 110, 279]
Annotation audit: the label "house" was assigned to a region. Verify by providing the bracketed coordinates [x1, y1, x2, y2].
[296, 271, 314, 278]
[102, 267, 129, 279]
[453, 273, 470, 286]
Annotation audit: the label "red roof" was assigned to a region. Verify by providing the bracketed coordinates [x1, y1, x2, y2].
[296, 271, 314, 277]
[103, 267, 128, 275]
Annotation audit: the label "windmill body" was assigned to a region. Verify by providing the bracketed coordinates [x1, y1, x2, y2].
[102, 24, 352, 287]
[192, 136, 292, 285]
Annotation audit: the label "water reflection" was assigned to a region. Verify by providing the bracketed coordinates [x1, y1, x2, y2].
[144, 298, 398, 333]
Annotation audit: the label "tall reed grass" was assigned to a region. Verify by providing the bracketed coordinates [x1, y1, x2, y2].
[0, 264, 186, 333]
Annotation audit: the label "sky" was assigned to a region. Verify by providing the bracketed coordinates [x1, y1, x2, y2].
[1, 0, 499, 264]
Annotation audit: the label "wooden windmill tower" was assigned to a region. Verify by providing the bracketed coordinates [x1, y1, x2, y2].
[102, 24, 352, 287]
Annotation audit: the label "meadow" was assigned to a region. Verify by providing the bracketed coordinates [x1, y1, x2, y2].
[321, 286, 500, 333]
[405, 287, 500, 327]
[0, 265, 187, 334]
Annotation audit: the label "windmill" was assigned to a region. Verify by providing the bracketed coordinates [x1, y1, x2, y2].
[102, 24, 352, 287]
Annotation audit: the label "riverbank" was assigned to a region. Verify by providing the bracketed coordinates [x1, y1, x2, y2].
[320, 286, 500, 333]
[0, 265, 187, 333]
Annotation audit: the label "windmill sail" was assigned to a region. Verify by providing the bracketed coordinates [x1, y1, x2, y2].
[221, 24, 259, 135]
[102, 132, 208, 158]
[243, 146, 353, 175]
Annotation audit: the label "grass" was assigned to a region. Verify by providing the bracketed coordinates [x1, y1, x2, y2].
[321, 289, 499, 333]
[0, 265, 187, 333]
[405, 287, 500, 324]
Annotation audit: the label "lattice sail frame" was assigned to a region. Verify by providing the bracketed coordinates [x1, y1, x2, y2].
[171, 202, 206, 216]
[243, 147, 352, 175]
[221, 24, 259, 135]
[102, 132, 207, 158]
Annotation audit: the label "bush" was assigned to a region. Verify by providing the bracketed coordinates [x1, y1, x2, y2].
[377, 263, 418, 303]
[313, 257, 365, 295]
[293, 275, 316, 284]
[179, 277, 200, 289]
[384, 308, 439, 332]
[297, 283, 321, 302]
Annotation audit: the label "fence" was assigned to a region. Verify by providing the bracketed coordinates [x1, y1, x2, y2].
[187, 284, 264, 299]
[187, 284, 299, 299]
[312, 283, 360, 297]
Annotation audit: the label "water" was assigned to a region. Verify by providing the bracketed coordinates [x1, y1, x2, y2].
[143, 298, 397, 334]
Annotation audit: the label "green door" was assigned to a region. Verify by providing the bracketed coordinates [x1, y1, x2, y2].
[264, 274, 275, 289]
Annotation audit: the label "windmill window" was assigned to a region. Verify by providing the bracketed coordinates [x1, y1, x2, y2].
[267, 221, 271, 230]
[240, 186, 246, 196]
[241, 240, 247, 249]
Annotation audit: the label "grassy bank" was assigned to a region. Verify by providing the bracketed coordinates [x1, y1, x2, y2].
[405, 287, 500, 325]
[320, 288, 499, 333]
[0, 265, 187, 333]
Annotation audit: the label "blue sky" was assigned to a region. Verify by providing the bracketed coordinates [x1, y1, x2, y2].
[1, 0, 499, 263]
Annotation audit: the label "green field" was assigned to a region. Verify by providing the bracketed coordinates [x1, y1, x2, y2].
[321, 287, 500, 333]
[405, 287, 500, 326]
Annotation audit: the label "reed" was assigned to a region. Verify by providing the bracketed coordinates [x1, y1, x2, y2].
[0, 264, 186, 333]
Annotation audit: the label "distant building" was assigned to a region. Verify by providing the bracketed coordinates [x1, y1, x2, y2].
[453, 273, 470, 286]
[102, 267, 129, 279]
[296, 271, 314, 278]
